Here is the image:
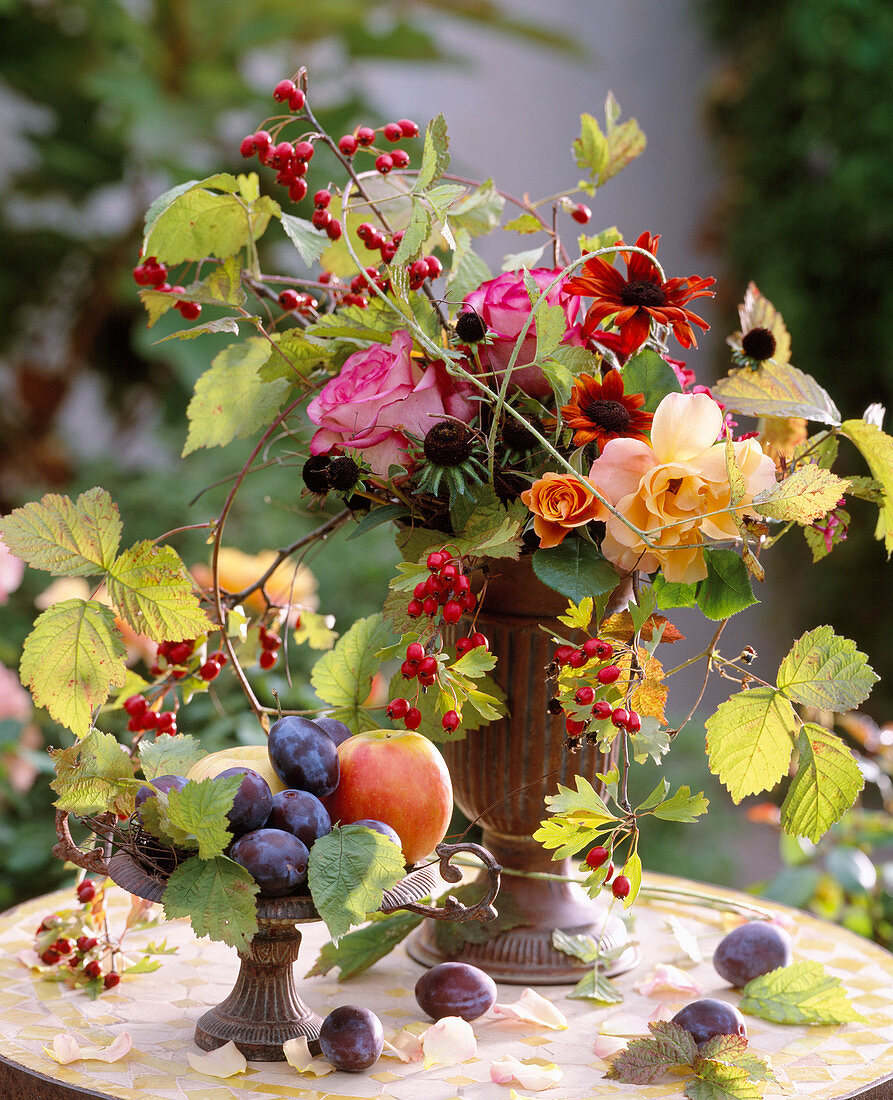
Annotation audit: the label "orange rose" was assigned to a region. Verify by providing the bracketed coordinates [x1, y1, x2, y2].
[521, 472, 608, 549]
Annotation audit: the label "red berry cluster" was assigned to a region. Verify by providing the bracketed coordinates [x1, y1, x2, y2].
[552, 638, 642, 740]
[583, 846, 630, 900]
[34, 881, 120, 990]
[407, 550, 477, 622]
[258, 625, 282, 670]
[131, 256, 201, 320]
[278, 289, 318, 314]
[123, 694, 177, 736]
[337, 118, 418, 174]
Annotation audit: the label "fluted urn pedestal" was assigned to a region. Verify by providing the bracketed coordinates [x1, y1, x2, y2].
[408, 557, 638, 983]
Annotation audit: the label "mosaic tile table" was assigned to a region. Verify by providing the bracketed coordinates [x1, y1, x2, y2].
[1, 872, 892, 1100]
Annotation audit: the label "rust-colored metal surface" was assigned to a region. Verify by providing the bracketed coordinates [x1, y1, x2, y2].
[409, 557, 637, 982]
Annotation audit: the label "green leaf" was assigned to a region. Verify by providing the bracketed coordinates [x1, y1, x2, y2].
[308, 824, 407, 941]
[153, 316, 244, 343]
[695, 549, 758, 621]
[621, 850, 642, 907]
[752, 466, 850, 524]
[573, 112, 609, 178]
[705, 687, 797, 802]
[777, 625, 878, 710]
[523, 271, 567, 364]
[711, 362, 841, 426]
[628, 585, 657, 634]
[451, 489, 525, 561]
[532, 818, 609, 861]
[501, 245, 546, 272]
[653, 574, 698, 610]
[143, 182, 277, 264]
[505, 213, 543, 234]
[543, 773, 614, 820]
[138, 734, 206, 781]
[780, 724, 864, 842]
[550, 928, 603, 963]
[606, 1021, 698, 1084]
[631, 717, 673, 764]
[0, 487, 121, 577]
[280, 213, 329, 267]
[311, 614, 394, 711]
[258, 330, 329, 383]
[449, 179, 504, 237]
[50, 730, 134, 815]
[162, 855, 259, 953]
[839, 417, 893, 554]
[446, 229, 492, 302]
[568, 968, 624, 1002]
[739, 960, 866, 1025]
[183, 256, 247, 308]
[600, 93, 647, 185]
[557, 597, 594, 631]
[182, 338, 292, 455]
[621, 349, 682, 411]
[686, 1062, 768, 1100]
[532, 541, 621, 602]
[346, 504, 411, 542]
[21, 599, 127, 737]
[413, 113, 450, 191]
[652, 786, 710, 823]
[306, 911, 422, 980]
[449, 646, 497, 679]
[166, 777, 241, 859]
[106, 541, 210, 644]
[391, 199, 432, 268]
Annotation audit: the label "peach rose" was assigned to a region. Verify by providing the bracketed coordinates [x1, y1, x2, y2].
[521, 472, 608, 549]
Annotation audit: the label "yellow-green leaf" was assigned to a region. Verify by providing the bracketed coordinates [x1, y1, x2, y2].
[739, 960, 865, 1025]
[162, 855, 259, 952]
[413, 113, 450, 192]
[167, 777, 242, 860]
[50, 729, 134, 815]
[711, 361, 841, 425]
[311, 614, 393, 710]
[840, 417, 893, 554]
[752, 466, 849, 524]
[0, 487, 121, 576]
[143, 182, 277, 265]
[106, 541, 210, 643]
[504, 213, 543, 235]
[183, 338, 292, 456]
[705, 687, 797, 803]
[777, 625, 878, 710]
[573, 112, 609, 178]
[780, 725, 864, 842]
[21, 599, 127, 737]
[544, 774, 615, 821]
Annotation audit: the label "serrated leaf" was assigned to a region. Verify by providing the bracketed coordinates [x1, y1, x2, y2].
[696, 549, 758, 621]
[501, 245, 546, 272]
[568, 968, 624, 1002]
[106, 541, 209, 643]
[307, 911, 422, 980]
[725, 436, 746, 508]
[621, 349, 683, 412]
[839, 417, 893, 553]
[143, 184, 276, 265]
[631, 717, 672, 764]
[780, 724, 864, 842]
[166, 777, 241, 859]
[551, 928, 602, 963]
[293, 611, 338, 651]
[0, 487, 121, 576]
[532, 818, 609, 861]
[621, 850, 642, 907]
[543, 774, 614, 820]
[154, 316, 243, 343]
[21, 599, 127, 737]
[450, 647, 497, 678]
[532, 542, 620, 602]
[182, 338, 292, 455]
[686, 1062, 767, 1100]
[652, 786, 710, 823]
[414, 113, 450, 191]
[711, 362, 841, 426]
[557, 597, 594, 631]
[653, 574, 699, 610]
[391, 199, 432, 268]
[50, 729, 134, 815]
[573, 112, 609, 178]
[606, 1021, 698, 1084]
[138, 734, 206, 781]
[739, 960, 866, 1025]
[705, 688, 797, 802]
[523, 271, 567, 364]
[752, 466, 849, 524]
[162, 856, 259, 952]
[505, 213, 543, 234]
[311, 614, 394, 710]
[305, 298, 399, 344]
[308, 824, 406, 941]
[184, 256, 247, 308]
[139, 287, 179, 327]
[446, 230, 492, 302]
[449, 179, 504, 237]
[280, 213, 329, 267]
[777, 624, 878, 709]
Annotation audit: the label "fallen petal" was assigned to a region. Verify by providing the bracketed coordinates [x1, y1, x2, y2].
[634, 963, 703, 997]
[45, 1032, 132, 1065]
[598, 1011, 653, 1037]
[490, 988, 568, 1030]
[490, 1055, 563, 1090]
[186, 1041, 247, 1078]
[381, 1030, 424, 1063]
[282, 1036, 334, 1076]
[593, 1034, 628, 1060]
[421, 1015, 477, 1069]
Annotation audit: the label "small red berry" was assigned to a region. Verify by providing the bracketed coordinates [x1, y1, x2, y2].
[259, 650, 277, 670]
[597, 665, 621, 685]
[400, 659, 418, 680]
[124, 694, 147, 718]
[314, 189, 331, 208]
[470, 632, 488, 650]
[339, 134, 358, 156]
[455, 636, 474, 658]
[387, 698, 409, 720]
[417, 655, 438, 678]
[567, 649, 588, 669]
[408, 599, 424, 618]
[326, 218, 343, 241]
[406, 642, 425, 662]
[565, 716, 586, 737]
[611, 708, 630, 728]
[594, 640, 614, 661]
[427, 550, 447, 572]
[603, 861, 615, 883]
[40, 949, 61, 965]
[397, 118, 419, 137]
[390, 149, 410, 169]
[176, 301, 202, 321]
[76, 935, 98, 952]
[460, 591, 476, 612]
[585, 846, 610, 870]
[240, 135, 256, 158]
[442, 599, 463, 624]
[103, 972, 121, 990]
[288, 179, 308, 203]
[375, 153, 394, 174]
[574, 686, 596, 706]
[441, 710, 460, 733]
[356, 126, 376, 146]
[626, 710, 642, 733]
[404, 707, 422, 731]
[570, 202, 592, 225]
[294, 140, 314, 160]
[592, 700, 613, 720]
[76, 880, 96, 904]
[357, 222, 375, 241]
[198, 661, 220, 681]
[553, 645, 575, 666]
[166, 641, 194, 665]
[38, 915, 62, 933]
[273, 78, 297, 103]
[422, 596, 438, 617]
[279, 289, 301, 311]
[141, 710, 159, 730]
[288, 87, 305, 111]
[51, 938, 72, 955]
[260, 628, 282, 651]
[383, 122, 403, 142]
[311, 208, 331, 230]
[612, 875, 631, 900]
[253, 130, 272, 154]
[425, 256, 443, 279]
[84, 960, 102, 980]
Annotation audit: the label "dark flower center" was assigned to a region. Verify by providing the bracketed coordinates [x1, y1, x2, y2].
[741, 326, 777, 361]
[424, 421, 473, 466]
[583, 399, 632, 432]
[620, 280, 666, 308]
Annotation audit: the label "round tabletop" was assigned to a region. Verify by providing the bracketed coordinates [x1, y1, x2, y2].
[1, 873, 892, 1100]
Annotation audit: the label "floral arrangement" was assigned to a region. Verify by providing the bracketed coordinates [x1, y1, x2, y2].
[1, 67, 891, 1043]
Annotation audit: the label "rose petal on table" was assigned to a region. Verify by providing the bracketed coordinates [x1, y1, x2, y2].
[382, 1030, 424, 1062]
[18, 949, 42, 970]
[421, 1015, 477, 1068]
[633, 963, 704, 997]
[593, 1034, 628, 1060]
[186, 1041, 247, 1078]
[45, 1032, 132, 1065]
[490, 1055, 562, 1090]
[597, 1011, 653, 1036]
[489, 987, 569, 1030]
[282, 1036, 334, 1076]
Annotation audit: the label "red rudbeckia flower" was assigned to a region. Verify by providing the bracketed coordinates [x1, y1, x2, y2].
[564, 231, 715, 358]
[561, 369, 653, 449]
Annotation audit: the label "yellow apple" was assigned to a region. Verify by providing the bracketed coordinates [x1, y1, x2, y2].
[186, 745, 287, 794]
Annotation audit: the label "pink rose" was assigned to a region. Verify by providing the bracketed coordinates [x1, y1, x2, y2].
[307, 330, 473, 476]
[462, 269, 580, 399]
